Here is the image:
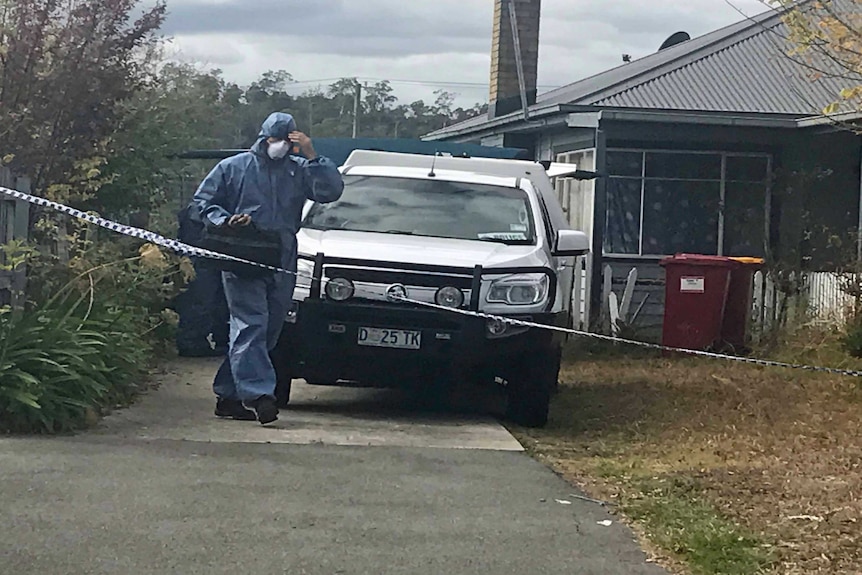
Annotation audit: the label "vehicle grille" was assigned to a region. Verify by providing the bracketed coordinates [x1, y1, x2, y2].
[324, 267, 473, 289]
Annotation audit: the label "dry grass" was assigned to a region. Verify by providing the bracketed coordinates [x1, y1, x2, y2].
[512, 328, 862, 575]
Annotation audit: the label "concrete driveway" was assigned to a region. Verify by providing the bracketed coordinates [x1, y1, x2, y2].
[0, 358, 668, 575]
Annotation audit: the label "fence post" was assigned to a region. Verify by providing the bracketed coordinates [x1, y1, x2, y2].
[571, 256, 584, 330]
[751, 270, 763, 342]
[0, 167, 29, 309]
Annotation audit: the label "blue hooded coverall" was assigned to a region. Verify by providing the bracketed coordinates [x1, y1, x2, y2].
[192, 112, 344, 403]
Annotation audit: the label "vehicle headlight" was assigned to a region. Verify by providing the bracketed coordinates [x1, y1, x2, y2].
[435, 286, 464, 308]
[486, 274, 549, 306]
[325, 277, 354, 301]
[296, 258, 315, 287]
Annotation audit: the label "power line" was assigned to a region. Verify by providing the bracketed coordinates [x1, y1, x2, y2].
[283, 76, 563, 90]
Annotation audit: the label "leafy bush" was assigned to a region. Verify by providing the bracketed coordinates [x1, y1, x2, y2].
[0, 239, 188, 434]
[0, 299, 144, 433]
[842, 315, 862, 358]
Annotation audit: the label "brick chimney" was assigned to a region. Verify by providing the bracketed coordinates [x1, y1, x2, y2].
[489, 0, 541, 119]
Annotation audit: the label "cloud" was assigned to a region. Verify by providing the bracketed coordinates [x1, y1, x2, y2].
[161, 34, 247, 67]
[158, 0, 773, 106]
[161, 0, 491, 53]
[543, 0, 766, 36]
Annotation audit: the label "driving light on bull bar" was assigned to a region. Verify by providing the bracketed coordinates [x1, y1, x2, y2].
[486, 274, 549, 305]
[486, 316, 532, 339]
[325, 277, 355, 301]
[435, 286, 464, 308]
[486, 318, 508, 337]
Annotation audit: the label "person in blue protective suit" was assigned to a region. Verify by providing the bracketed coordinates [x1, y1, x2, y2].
[173, 202, 230, 357]
[193, 112, 344, 424]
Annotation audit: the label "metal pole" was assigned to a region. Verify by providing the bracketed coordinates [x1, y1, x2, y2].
[857, 141, 862, 262]
[352, 81, 362, 138]
[507, 0, 530, 121]
[717, 154, 726, 256]
[765, 156, 773, 262]
[589, 125, 607, 331]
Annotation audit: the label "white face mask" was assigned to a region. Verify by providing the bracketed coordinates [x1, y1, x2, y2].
[267, 140, 290, 160]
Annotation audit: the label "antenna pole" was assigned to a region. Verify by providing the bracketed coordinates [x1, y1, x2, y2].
[507, 0, 530, 122]
[428, 152, 439, 177]
[352, 80, 362, 138]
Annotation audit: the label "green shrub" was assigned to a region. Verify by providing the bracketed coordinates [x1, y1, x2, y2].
[0, 239, 187, 434]
[0, 303, 142, 433]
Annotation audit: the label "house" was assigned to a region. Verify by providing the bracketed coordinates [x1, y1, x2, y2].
[423, 0, 862, 338]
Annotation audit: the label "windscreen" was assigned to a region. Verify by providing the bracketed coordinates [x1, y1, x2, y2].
[303, 175, 536, 245]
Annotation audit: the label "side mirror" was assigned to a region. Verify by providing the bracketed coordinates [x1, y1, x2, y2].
[554, 229, 590, 256]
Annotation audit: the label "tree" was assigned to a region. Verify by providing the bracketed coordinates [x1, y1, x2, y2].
[770, 0, 862, 115]
[0, 0, 167, 201]
[96, 62, 237, 223]
[360, 81, 398, 137]
[363, 81, 397, 113]
[237, 70, 296, 143]
[0, 0, 167, 266]
[433, 89, 457, 118]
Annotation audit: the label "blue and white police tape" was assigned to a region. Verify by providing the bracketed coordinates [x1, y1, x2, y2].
[3, 185, 862, 378]
[0, 186, 287, 275]
[393, 296, 862, 377]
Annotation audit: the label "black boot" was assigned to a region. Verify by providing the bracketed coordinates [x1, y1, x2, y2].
[215, 398, 256, 421]
[247, 396, 278, 425]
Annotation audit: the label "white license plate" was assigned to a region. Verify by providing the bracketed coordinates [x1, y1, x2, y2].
[357, 327, 421, 350]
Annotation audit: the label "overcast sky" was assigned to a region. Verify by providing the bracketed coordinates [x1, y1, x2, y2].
[157, 0, 768, 108]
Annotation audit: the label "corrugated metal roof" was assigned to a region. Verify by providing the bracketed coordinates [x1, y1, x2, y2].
[424, 1, 859, 139]
[585, 17, 845, 113]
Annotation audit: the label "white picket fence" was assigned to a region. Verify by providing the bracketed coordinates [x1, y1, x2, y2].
[742, 270, 855, 336]
[807, 272, 858, 326]
[571, 255, 590, 330]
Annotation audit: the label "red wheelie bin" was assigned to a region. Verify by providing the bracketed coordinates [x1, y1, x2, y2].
[660, 254, 738, 351]
[722, 257, 765, 352]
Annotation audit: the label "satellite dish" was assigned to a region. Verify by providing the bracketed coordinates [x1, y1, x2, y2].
[659, 31, 691, 51]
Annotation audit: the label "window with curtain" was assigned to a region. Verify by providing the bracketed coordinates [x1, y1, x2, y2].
[603, 150, 770, 258]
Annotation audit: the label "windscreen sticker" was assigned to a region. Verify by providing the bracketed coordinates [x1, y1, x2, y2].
[510, 223, 528, 232]
[478, 232, 528, 241]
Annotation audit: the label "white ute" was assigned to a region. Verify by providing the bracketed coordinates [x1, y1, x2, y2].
[270, 150, 590, 427]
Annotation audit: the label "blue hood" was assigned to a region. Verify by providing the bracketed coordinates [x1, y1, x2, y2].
[192, 106, 345, 267]
[252, 112, 298, 157]
[258, 112, 297, 141]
